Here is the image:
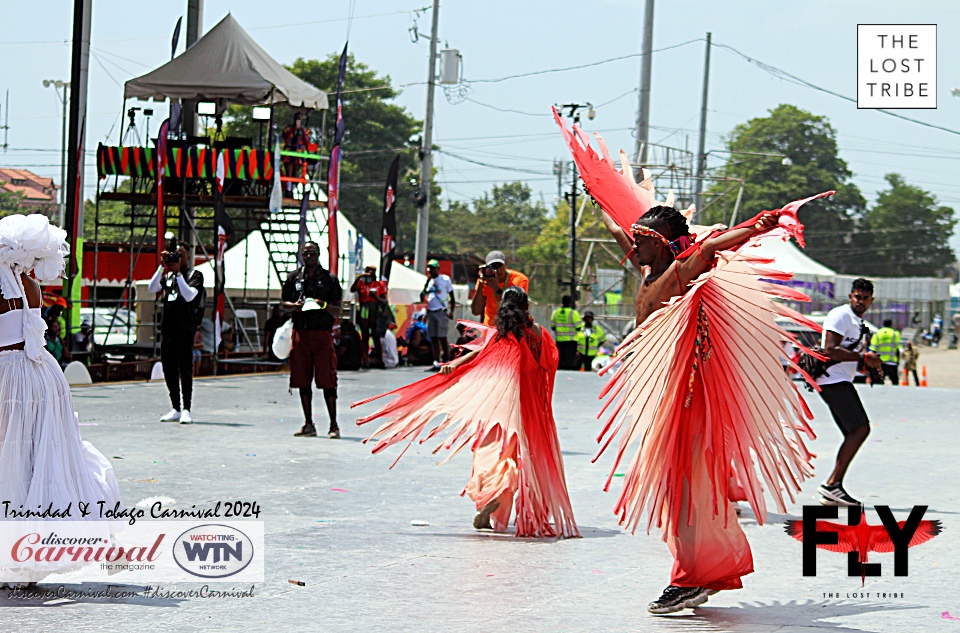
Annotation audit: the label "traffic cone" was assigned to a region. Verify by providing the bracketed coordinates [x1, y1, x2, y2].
[920, 365, 928, 388]
[900, 367, 908, 386]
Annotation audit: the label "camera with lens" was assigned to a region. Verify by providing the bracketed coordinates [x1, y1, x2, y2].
[479, 265, 496, 279]
[163, 231, 181, 264]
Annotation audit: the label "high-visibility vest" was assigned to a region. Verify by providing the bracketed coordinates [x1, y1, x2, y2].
[576, 324, 606, 356]
[870, 327, 901, 363]
[550, 307, 582, 342]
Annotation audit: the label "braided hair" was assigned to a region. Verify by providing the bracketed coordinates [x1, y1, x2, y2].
[634, 205, 692, 257]
[495, 286, 531, 342]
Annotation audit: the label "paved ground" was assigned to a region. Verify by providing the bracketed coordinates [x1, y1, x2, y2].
[1, 368, 958, 632]
[905, 345, 960, 389]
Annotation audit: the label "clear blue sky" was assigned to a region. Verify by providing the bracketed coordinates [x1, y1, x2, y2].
[2, 1, 958, 248]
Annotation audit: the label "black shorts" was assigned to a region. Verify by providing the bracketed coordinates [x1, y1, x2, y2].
[818, 381, 870, 435]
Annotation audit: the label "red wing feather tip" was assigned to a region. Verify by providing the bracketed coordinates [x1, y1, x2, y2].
[784, 519, 803, 539]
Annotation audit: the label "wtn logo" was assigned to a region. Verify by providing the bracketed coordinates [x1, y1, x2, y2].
[785, 505, 942, 585]
[181, 540, 243, 564]
[173, 524, 255, 579]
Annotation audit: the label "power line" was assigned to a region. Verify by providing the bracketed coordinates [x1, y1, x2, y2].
[713, 41, 960, 138]
[463, 98, 550, 117]
[435, 149, 553, 175]
[466, 38, 703, 84]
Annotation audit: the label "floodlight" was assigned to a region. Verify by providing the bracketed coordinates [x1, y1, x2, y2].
[252, 107, 271, 121]
[197, 102, 217, 115]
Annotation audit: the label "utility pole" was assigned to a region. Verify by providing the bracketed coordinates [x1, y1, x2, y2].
[694, 32, 711, 221]
[414, 1, 440, 274]
[0, 90, 8, 153]
[570, 159, 578, 309]
[557, 104, 593, 309]
[58, 85, 69, 228]
[553, 159, 566, 204]
[63, 0, 92, 337]
[632, 0, 655, 175]
[181, 0, 203, 269]
[43, 79, 70, 227]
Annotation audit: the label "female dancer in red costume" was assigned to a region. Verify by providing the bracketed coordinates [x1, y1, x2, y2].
[555, 108, 827, 613]
[353, 286, 578, 538]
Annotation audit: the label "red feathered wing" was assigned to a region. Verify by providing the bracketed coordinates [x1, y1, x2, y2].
[592, 226, 832, 535]
[784, 518, 943, 554]
[352, 323, 578, 538]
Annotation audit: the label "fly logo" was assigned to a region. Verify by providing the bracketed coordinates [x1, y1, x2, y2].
[173, 524, 254, 579]
[785, 505, 942, 585]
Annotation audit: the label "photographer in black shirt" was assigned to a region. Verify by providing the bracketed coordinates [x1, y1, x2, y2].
[281, 242, 343, 438]
[148, 240, 205, 425]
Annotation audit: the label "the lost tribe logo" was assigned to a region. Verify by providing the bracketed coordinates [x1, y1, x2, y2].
[785, 505, 942, 585]
[173, 524, 255, 579]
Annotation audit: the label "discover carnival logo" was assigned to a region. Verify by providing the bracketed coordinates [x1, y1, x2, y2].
[173, 524, 255, 579]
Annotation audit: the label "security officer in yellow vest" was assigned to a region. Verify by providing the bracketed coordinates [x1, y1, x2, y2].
[575, 311, 607, 372]
[551, 295, 583, 370]
[870, 319, 901, 385]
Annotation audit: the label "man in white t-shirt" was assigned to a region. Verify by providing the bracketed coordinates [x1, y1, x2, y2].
[421, 259, 456, 371]
[815, 278, 882, 507]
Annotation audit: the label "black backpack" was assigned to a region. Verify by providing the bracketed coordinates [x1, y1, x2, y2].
[798, 321, 868, 387]
[192, 282, 207, 330]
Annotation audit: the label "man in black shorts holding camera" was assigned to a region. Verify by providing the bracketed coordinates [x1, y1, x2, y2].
[815, 278, 881, 506]
[282, 241, 343, 438]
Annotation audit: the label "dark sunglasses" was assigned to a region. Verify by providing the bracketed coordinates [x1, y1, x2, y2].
[487, 262, 503, 270]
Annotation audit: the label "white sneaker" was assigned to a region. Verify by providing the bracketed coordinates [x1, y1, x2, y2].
[160, 409, 181, 422]
[180, 410, 193, 424]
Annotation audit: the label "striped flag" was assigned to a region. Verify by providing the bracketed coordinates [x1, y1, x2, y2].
[379, 155, 400, 285]
[326, 43, 348, 276]
[269, 137, 282, 214]
[213, 151, 234, 351]
[156, 119, 169, 268]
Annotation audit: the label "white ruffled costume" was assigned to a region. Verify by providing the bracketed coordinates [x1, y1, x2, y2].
[0, 214, 121, 583]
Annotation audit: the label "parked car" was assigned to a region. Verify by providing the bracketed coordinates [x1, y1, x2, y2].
[78, 307, 138, 346]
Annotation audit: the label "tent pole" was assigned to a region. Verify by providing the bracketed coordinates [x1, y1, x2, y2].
[179, 209, 254, 351]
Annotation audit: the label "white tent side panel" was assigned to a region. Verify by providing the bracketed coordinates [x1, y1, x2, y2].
[197, 208, 430, 305]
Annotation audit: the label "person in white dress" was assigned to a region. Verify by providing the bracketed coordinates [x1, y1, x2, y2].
[0, 214, 121, 585]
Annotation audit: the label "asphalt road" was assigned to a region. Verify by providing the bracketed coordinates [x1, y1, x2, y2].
[1, 368, 957, 632]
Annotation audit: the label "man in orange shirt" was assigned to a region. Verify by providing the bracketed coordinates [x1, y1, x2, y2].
[470, 250, 529, 326]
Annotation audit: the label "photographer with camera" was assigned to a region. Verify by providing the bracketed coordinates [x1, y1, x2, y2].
[470, 251, 529, 326]
[349, 265, 388, 368]
[148, 236, 206, 425]
[814, 278, 881, 507]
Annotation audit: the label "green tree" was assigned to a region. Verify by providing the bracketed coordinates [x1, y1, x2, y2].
[858, 173, 956, 277]
[0, 182, 25, 217]
[703, 104, 865, 272]
[423, 182, 547, 257]
[84, 178, 135, 243]
[517, 198, 633, 305]
[225, 53, 424, 246]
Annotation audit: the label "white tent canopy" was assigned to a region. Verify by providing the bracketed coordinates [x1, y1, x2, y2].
[745, 237, 837, 278]
[197, 208, 431, 305]
[124, 14, 329, 109]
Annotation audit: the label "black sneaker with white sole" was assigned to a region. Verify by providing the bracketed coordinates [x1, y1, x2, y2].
[647, 585, 709, 614]
[818, 482, 860, 507]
